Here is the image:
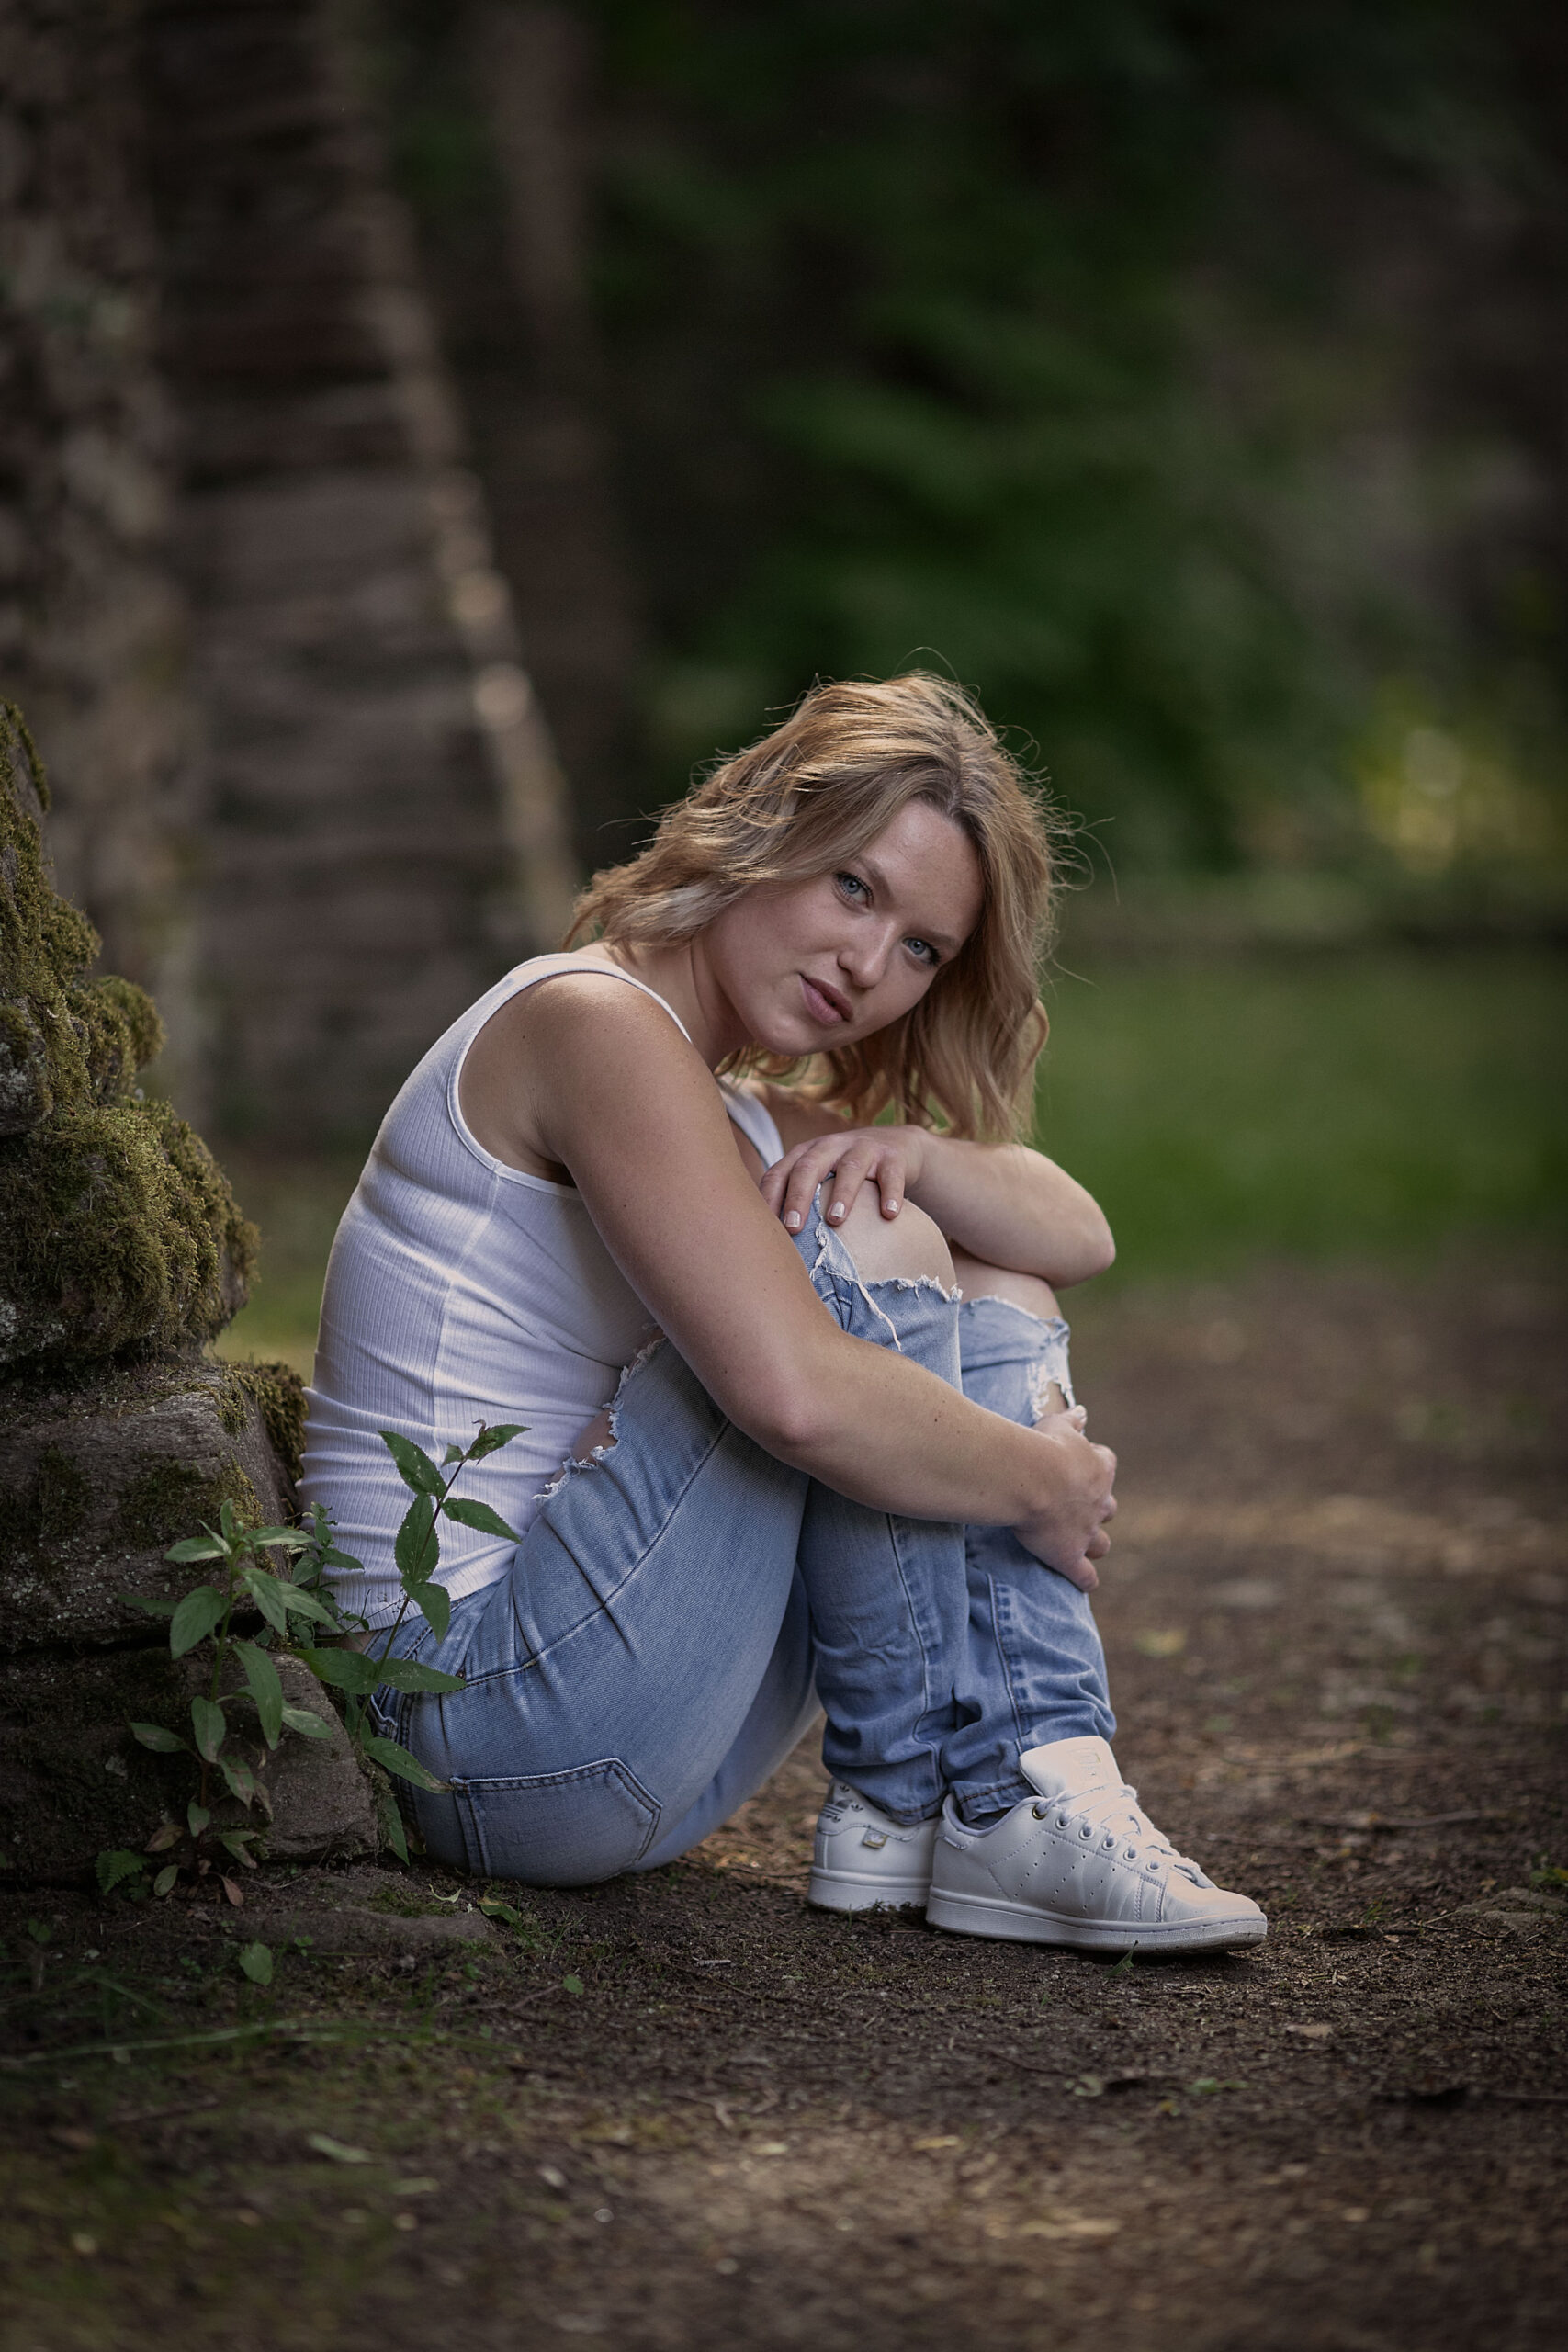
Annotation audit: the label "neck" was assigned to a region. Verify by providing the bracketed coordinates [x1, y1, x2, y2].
[602, 936, 749, 1071]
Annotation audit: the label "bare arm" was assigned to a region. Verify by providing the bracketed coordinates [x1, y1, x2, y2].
[496, 979, 1115, 1586]
[758, 1097, 1115, 1288]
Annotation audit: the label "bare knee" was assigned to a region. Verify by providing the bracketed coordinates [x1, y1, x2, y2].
[833, 1189, 954, 1287]
[949, 1247, 1062, 1326]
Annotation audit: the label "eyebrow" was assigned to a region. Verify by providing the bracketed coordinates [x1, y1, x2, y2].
[854, 854, 965, 955]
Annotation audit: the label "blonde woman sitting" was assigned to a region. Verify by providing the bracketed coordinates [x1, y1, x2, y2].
[301, 674, 1264, 1951]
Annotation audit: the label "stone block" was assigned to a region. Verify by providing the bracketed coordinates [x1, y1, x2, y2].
[0, 1647, 377, 1882]
[0, 1357, 303, 1650]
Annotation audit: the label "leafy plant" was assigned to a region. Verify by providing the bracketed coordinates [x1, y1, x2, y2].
[97, 1423, 525, 1894]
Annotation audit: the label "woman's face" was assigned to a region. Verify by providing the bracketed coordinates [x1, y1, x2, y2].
[704, 798, 985, 1057]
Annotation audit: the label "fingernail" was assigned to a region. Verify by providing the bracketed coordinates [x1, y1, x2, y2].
[885, 1199, 899, 1214]
[829, 1203, 844, 1221]
[785, 1211, 801, 1229]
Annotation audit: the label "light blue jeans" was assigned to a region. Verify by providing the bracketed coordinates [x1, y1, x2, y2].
[375, 1204, 1113, 1884]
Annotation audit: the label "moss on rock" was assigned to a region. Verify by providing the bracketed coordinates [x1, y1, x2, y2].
[220, 1361, 308, 1487]
[0, 704, 257, 1367]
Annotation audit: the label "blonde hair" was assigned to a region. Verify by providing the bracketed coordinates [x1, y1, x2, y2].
[567, 673, 1062, 1140]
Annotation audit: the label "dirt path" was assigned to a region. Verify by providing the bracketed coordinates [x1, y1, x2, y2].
[5, 1255, 1564, 2350]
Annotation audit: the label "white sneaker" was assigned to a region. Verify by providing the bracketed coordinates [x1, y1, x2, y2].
[808, 1781, 938, 1912]
[925, 1736, 1267, 1953]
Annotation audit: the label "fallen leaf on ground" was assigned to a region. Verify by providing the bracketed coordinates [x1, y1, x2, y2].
[306, 2133, 372, 2164]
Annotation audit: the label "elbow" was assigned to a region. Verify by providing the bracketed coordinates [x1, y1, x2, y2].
[1083, 1218, 1116, 1279]
[1049, 1216, 1115, 1288]
[723, 1349, 838, 1464]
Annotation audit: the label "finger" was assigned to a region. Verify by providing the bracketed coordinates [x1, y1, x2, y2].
[1065, 1555, 1100, 1593]
[1086, 1526, 1111, 1559]
[823, 1144, 882, 1224]
[779, 1146, 837, 1231]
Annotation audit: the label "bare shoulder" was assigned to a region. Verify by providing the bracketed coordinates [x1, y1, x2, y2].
[461, 968, 703, 1176]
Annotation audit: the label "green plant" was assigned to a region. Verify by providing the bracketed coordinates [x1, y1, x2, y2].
[96, 1423, 525, 1892]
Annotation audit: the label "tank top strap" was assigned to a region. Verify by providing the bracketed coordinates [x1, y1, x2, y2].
[491, 953, 695, 1042]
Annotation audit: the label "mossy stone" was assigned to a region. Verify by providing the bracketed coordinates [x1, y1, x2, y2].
[0, 704, 257, 1367]
[0, 1360, 304, 1650]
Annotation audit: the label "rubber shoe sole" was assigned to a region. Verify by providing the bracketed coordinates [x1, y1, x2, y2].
[808, 1861, 931, 1912]
[925, 1885, 1268, 1952]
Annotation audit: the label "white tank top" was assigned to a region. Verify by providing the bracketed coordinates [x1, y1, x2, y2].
[299, 956, 784, 1625]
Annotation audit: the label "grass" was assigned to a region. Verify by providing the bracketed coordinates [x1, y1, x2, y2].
[215, 946, 1567, 1373]
[1036, 946, 1567, 1283]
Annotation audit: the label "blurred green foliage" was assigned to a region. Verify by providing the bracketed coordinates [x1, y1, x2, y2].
[1037, 947, 1567, 1277]
[387, 0, 1565, 883]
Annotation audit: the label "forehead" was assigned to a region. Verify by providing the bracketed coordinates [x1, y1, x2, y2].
[854, 799, 984, 944]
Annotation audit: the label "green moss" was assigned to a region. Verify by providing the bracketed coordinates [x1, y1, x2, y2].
[220, 1361, 308, 1485]
[113, 1454, 260, 1553]
[0, 703, 257, 1370]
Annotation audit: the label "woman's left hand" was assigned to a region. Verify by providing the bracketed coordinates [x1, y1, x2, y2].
[758, 1125, 929, 1235]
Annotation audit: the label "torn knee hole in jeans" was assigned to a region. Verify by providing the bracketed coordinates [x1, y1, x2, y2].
[1027, 1352, 1077, 1422]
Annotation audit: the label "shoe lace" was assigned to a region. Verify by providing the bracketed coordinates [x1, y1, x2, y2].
[1042, 1781, 1208, 1887]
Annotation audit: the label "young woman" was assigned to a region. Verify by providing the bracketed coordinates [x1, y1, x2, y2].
[301, 674, 1264, 1952]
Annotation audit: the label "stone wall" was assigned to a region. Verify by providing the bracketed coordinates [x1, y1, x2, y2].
[0, 0, 578, 1141]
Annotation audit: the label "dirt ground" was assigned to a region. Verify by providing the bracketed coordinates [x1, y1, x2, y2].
[4, 1252, 1565, 2352]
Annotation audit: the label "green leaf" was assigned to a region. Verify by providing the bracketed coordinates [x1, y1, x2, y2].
[408, 1580, 451, 1642]
[218, 1498, 239, 1539]
[96, 1849, 147, 1894]
[220, 1831, 259, 1867]
[478, 1896, 524, 1928]
[169, 1585, 228, 1659]
[118, 1593, 177, 1618]
[235, 1640, 285, 1747]
[219, 1754, 260, 1808]
[561, 1973, 584, 1996]
[153, 1865, 178, 1897]
[25, 1918, 51, 1944]
[373, 1657, 464, 1696]
[145, 1821, 183, 1852]
[360, 1734, 449, 1793]
[241, 1565, 290, 1636]
[130, 1722, 187, 1754]
[186, 1801, 210, 1838]
[243, 1567, 337, 1634]
[238, 1941, 273, 1984]
[379, 1431, 446, 1497]
[247, 1525, 310, 1551]
[190, 1695, 227, 1762]
[163, 1536, 226, 1565]
[280, 1702, 334, 1740]
[295, 1645, 378, 1694]
[440, 1497, 520, 1542]
[394, 1494, 439, 1585]
[379, 1793, 411, 1865]
[467, 1422, 526, 1460]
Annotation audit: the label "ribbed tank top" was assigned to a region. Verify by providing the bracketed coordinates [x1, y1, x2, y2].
[299, 956, 784, 1625]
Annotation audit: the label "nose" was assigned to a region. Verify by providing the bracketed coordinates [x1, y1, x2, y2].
[838, 921, 899, 991]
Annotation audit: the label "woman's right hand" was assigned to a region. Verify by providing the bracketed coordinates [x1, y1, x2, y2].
[1011, 1408, 1118, 1591]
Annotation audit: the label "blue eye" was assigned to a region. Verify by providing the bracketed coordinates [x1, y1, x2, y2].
[906, 938, 938, 967]
[835, 871, 868, 901]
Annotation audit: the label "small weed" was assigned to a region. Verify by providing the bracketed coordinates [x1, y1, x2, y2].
[97, 1424, 525, 1894]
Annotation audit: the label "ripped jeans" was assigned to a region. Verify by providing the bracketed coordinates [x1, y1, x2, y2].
[374, 1205, 1113, 1884]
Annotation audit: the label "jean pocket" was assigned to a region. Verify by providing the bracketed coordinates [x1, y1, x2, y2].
[448, 1758, 661, 1886]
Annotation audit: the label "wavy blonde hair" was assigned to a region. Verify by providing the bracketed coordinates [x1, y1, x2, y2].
[567, 673, 1062, 1140]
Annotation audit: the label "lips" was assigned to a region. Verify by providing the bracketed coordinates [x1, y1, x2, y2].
[800, 973, 852, 1025]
